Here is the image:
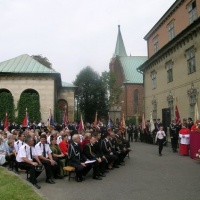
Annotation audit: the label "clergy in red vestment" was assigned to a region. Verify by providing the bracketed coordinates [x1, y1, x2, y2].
[179, 123, 190, 156]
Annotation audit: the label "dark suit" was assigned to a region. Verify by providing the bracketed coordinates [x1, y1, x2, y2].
[68, 142, 92, 180]
[101, 138, 118, 165]
[83, 143, 106, 177]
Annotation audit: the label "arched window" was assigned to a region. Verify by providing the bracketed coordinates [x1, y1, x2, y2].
[134, 89, 139, 114]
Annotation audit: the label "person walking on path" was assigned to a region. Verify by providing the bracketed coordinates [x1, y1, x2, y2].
[155, 126, 166, 156]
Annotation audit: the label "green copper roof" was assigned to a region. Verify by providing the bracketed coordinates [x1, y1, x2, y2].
[62, 82, 77, 88]
[0, 54, 58, 74]
[113, 25, 127, 57]
[119, 56, 148, 84]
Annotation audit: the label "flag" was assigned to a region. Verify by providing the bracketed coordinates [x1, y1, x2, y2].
[63, 107, 67, 126]
[4, 113, 9, 130]
[78, 115, 84, 131]
[120, 113, 126, 130]
[194, 102, 199, 123]
[175, 99, 181, 124]
[107, 113, 112, 129]
[93, 111, 97, 127]
[150, 112, 155, 132]
[49, 108, 55, 126]
[142, 113, 146, 131]
[23, 109, 29, 127]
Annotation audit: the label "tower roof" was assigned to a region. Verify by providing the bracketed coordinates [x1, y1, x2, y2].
[113, 25, 127, 57]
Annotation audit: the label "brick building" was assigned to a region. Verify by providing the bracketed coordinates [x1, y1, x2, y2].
[109, 25, 147, 124]
[138, 0, 200, 126]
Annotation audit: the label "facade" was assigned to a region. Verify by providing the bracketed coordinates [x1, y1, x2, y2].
[109, 25, 147, 124]
[0, 54, 76, 122]
[138, 0, 200, 124]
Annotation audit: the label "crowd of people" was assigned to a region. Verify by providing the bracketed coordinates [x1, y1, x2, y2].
[0, 121, 131, 189]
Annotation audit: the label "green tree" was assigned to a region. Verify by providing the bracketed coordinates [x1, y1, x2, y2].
[74, 67, 109, 122]
[0, 92, 15, 122]
[17, 93, 41, 124]
[32, 55, 52, 69]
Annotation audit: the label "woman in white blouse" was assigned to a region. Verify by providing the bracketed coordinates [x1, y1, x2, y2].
[155, 126, 166, 156]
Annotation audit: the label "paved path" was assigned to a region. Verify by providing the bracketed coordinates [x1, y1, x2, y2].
[27, 142, 200, 200]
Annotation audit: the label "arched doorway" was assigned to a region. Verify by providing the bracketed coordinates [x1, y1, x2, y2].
[0, 89, 14, 122]
[56, 99, 68, 124]
[18, 89, 41, 124]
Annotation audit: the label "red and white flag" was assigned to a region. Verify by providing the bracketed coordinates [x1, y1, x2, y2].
[4, 113, 9, 130]
[142, 113, 146, 131]
[78, 115, 84, 131]
[23, 108, 29, 127]
[175, 99, 181, 124]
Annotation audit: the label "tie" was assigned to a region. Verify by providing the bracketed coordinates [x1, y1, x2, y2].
[30, 147, 33, 160]
[43, 144, 46, 157]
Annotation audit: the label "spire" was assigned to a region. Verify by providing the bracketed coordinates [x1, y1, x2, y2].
[113, 25, 127, 57]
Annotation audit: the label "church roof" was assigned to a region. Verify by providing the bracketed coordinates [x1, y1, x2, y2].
[0, 54, 58, 74]
[113, 25, 127, 57]
[119, 56, 147, 84]
[62, 82, 77, 88]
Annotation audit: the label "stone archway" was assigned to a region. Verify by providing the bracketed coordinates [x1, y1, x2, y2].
[57, 99, 68, 124]
[18, 88, 41, 124]
[0, 88, 15, 122]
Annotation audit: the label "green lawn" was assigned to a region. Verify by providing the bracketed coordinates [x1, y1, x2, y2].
[0, 167, 44, 200]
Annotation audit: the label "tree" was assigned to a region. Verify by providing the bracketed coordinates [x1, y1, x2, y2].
[74, 67, 109, 122]
[32, 55, 52, 69]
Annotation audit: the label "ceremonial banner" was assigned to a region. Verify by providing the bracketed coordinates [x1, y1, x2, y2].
[49, 108, 55, 126]
[175, 100, 181, 124]
[78, 115, 84, 131]
[23, 109, 29, 127]
[150, 112, 155, 132]
[93, 112, 97, 127]
[4, 113, 8, 130]
[142, 113, 146, 131]
[107, 113, 112, 129]
[194, 102, 199, 123]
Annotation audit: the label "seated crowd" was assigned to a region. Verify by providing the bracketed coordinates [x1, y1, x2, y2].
[0, 124, 131, 189]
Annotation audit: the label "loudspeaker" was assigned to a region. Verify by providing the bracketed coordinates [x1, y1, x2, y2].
[162, 108, 171, 128]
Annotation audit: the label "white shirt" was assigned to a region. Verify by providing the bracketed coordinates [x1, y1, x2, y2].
[14, 140, 24, 153]
[156, 131, 166, 140]
[35, 142, 52, 158]
[179, 134, 190, 145]
[16, 144, 37, 162]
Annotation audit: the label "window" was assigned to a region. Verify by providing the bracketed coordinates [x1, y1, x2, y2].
[186, 47, 196, 74]
[153, 36, 159, 53]
[189, 95, 196, 119]
[134, 89, 139, 114]
[166, 60, 173, 82]
[188, 1, 198, 24]
[168, 21, 175, 40]
[151, 71, 157, 89]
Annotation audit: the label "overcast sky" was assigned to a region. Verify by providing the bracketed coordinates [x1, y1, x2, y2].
[0, 0, 175, 84]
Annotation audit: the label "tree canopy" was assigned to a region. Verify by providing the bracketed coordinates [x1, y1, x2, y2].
[32, 55, 52, 69]
[74, 66, 109, 122]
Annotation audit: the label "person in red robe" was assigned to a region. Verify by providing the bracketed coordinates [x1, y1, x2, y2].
[179, 123, 190, 156]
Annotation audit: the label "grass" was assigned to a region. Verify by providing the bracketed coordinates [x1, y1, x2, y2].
[0, 167, 44, 200]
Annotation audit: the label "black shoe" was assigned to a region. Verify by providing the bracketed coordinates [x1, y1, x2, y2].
[76, 177, 82, 182]
[33, 183, 41, 189]
[93, 176, 102, 180]
[114, 165, 119, 168]
[99, 173, 106, 177]
[159, 153, 162, 156]
[46, 179, 55, 184]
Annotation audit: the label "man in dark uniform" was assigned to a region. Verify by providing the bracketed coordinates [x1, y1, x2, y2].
[83, 136, 106, 180]
[101, 133, 118, 169]
[188, 117, 194, 130]
[127, 124, 133, 142]
[169, 119, 180, 152]
[68, 134, 92, 182]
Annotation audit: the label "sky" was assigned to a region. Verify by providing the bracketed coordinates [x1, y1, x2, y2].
[0, 0, 176, 84]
